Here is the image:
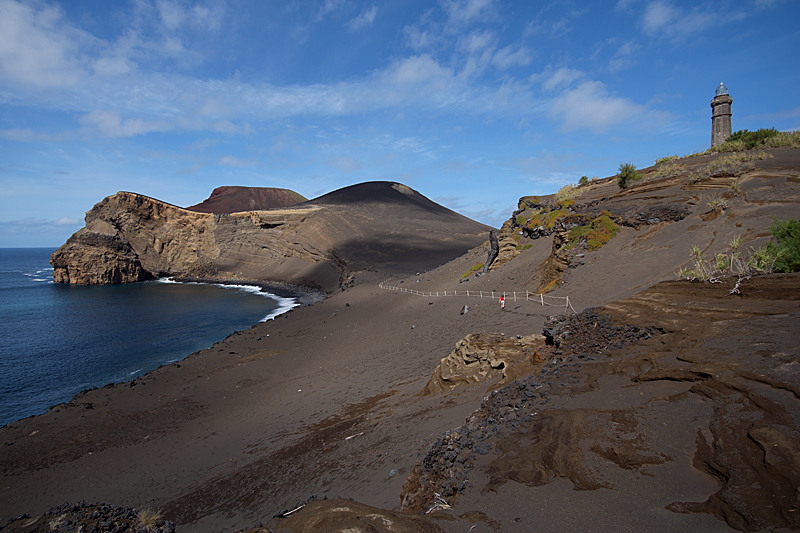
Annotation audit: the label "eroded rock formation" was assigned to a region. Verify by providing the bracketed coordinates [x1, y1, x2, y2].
[51, 182, 492, 292]
[421, 333, 545, 396]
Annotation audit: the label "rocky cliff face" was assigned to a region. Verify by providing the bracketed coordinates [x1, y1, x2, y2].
[51, 183, 492, 292]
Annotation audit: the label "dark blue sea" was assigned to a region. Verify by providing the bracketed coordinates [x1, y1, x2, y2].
[0, 248, 296, 427]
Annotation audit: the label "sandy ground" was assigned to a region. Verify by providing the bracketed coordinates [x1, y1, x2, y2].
[2, 148, 800, 532]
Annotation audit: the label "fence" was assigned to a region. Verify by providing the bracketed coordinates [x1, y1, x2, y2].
[379, 279, 576, 312]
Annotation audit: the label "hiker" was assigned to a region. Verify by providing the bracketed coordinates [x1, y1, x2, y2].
[500, 295, 505, 310]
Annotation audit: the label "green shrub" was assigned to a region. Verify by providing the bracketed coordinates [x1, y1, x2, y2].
[515, 215, 526, 226]
[727, 128, 779, 149]
[694, 129, 799, 156]
[766, 217, 800, 273]
[578, 175, 589, 186]
[617, 163, 642, 189]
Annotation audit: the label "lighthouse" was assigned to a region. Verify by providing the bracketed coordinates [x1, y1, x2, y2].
[711, 82, 733, 147]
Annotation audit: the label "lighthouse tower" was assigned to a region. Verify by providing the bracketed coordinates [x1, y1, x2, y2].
[711, 82, 733, 147]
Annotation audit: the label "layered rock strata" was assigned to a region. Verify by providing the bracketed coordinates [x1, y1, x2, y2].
[52, 182, 492, 292]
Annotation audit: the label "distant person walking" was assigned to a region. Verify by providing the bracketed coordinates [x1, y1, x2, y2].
[500, 295, 505, 311]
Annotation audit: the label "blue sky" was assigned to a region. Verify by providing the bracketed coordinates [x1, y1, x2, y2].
[1, 0, 798, 247]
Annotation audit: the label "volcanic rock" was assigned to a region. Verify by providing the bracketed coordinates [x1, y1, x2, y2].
[51, 182, 491, 292]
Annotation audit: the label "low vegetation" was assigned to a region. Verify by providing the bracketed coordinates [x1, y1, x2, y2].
[677, 217, 800, 291]
[138, 508, 163, 532]
[766, 217, 800, 273]
[655, 154, 679, 165]
[461, 263, 484, 280]
[651, 159, 686, 180]
[688, 151, 771, 183]
[555, 183, 580, 201]
[568, 212, 620, 251]
[707, 196, 728, 213]
[688, 129, 800, 157]
[677, 236, 775, 284]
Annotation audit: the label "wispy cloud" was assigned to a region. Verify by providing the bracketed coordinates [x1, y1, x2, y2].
[639, 1, 747, 40]
[348, 6, 376, 30]
[218, 155, 256, 168]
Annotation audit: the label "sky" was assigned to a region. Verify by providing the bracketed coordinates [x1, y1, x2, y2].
[1, 0, 798, 247]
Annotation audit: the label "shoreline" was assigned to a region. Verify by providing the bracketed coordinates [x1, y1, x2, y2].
[1, 276, 327, 429]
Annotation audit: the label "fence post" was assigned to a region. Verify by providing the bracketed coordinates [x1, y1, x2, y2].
[540, 293, 544, 306]
[565, 296, 569, 310]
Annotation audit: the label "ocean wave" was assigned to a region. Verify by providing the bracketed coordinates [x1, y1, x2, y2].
[157, 277, 298, 321]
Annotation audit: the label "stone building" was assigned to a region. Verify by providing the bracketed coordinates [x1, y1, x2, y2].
[711, 82, 733, 147]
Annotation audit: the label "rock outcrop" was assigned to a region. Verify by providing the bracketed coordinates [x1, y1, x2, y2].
[422, 333, 546, 396]
[51, 182, 492, 292]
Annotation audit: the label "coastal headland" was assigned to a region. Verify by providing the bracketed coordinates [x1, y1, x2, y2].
[2, 150, 800, 532]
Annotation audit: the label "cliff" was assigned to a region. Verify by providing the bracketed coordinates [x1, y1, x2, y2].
[51, 182, 492, 292]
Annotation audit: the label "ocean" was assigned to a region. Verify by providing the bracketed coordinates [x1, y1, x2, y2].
[0, 248, 296, 427]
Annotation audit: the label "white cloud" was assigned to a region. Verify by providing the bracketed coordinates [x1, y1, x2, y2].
[641, 1, 679, 34]
[538, 67, 584, 92]
[315, 0, 347, 22]
[492, 44, 531, 70]
[381, 54, 452, 86]
[442, 0, 495, 27]
[327, 157, 361, 172]
[0, 217, 82, 234]
[348, 6, 377, 30]
[0, 128, 37, 141]
[404, 24, 434, 50]
[548, 80, 645, 132]
[0, 0, 86, 86]
[157, 0, 186, 29]
[608, 40, 639, 72]
[459, 29, 495, 54]
[639, 1, 746, 40]
[79, 110, 170, 137]
[156, 0, 223, 31]
[218, 155, 256, 167]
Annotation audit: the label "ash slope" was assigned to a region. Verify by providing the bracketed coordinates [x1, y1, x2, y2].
[50, 181, 491, 292]
[3, 149, 799, 533]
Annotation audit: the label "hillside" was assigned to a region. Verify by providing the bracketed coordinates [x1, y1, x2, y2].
[2, 149, 799, 532]
[49, 182, 491, 293]
[186, 186, 307, 214]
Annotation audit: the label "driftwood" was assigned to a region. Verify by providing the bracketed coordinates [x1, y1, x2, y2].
[482, 230, 499, 274]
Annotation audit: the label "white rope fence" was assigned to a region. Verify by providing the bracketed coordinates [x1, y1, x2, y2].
[379, 279, 576, 312]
